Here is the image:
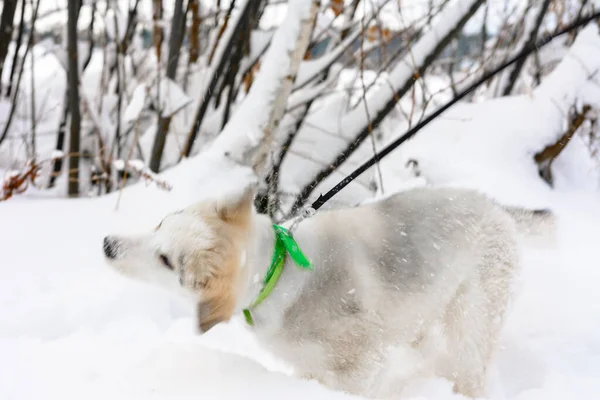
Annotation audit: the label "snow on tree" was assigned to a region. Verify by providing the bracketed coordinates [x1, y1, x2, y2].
[0, 0, 598, 206]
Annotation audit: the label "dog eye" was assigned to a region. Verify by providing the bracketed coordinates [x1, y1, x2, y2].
[159, 254, 174, 270]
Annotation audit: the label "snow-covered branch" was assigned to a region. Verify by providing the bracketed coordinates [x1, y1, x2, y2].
[288, 0, 485, 213]
[378, 24, 600, 197]
[500, 0, 552, 96]
[209, 0, 321, 173]
[182, 0, 253, 158]
[1, 0, 597, 205]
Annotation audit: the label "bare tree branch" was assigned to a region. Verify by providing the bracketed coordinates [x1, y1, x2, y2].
[289, 0, 485, 215]
[82, 2, 96, 71]
[251, 1, 320, 173]
[152, 0, 164, 62]
[121, 0, 141, 54]
[208, 0, 321, 171]
[535, 104, 592, 186]
[48, 1, 100, 188]
[189, 0, 202, 64]
[111, 9, 124, 159]
[182, 0, 254, 158]
[208, 0, 237, 64]
[359, 5, 383, 194]
[149, 0, 186, 172]
[0, 0, 40, 147]
[47, 92, 68, 188]
[501, 0, 552, 96]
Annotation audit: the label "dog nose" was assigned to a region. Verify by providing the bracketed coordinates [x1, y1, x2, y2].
[103, 236, 118, 259]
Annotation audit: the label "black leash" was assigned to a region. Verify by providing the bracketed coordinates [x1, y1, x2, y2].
[308, 12, 600, 213]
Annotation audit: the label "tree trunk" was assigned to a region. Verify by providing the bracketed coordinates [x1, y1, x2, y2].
[208, 0, 320, 170]
[152, 0, 163, 62]
[121, 0, 141, 54]
[0, 0, 18, 95]
[49, 1, 98, 189]
[182, 0, 254, 158]
[48, 92, 68, 188]
[149, 0, 186, 173]
[67, 0, 81, 197]
[29, 35, 36, 161]
[188, 0, 201, 64]
[251, 0, 320, 173]
[5, 0, 24, 98]
[0, 0, 39, 146]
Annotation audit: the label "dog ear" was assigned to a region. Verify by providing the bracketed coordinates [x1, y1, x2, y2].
[215, 184, 256, 223]
[196, 294, 235, 333]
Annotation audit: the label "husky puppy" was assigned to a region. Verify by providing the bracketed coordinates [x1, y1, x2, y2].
[102, 185, 553, 398]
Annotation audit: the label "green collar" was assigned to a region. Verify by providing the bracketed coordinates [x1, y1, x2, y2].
[242, 225, 312, 326]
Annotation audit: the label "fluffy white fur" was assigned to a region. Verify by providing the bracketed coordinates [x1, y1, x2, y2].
[103, 185, 554, 398]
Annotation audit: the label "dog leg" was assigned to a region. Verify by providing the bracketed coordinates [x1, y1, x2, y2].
[437, 281, 490, 398]
[442, 237, 516, 398]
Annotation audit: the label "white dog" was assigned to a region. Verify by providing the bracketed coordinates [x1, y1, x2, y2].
[102, 184, 553, 398]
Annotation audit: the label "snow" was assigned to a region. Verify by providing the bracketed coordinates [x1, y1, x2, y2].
[0, 194, 352, 400]
[151, 78, 192, 118]
[295, 26, 361, 90]
[239, 30, 274, 74]
[210, 0, 317, 166]
[2, 98, 600, 400]
[196, 0, 251, 108]
[2, 1, 600, 399]
[286, 66, 342, 111]
[104, 7, 128, 43]
[112, 159, 126, 170]
[124, 84, 147, 123]
[376, 24, 600, 207]
[3, 37, 600, 396]
[0, 42, 66, 168]
[280, 0, 485, 205]
[277, 15, 600, 214]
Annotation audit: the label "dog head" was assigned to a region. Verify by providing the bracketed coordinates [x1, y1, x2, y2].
[102, 186, 255, 333]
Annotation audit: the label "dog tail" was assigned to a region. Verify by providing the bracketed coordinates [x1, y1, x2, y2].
[499, 205, 557, 248]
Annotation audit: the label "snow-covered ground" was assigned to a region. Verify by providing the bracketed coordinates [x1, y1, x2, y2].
[2, 107, 600, 400]
[2, 5, 600, 400]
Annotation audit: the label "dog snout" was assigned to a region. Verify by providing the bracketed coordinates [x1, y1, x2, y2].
[103, 236, 119, 259]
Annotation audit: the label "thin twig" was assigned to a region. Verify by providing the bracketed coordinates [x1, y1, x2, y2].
[359, 5, 384, 194]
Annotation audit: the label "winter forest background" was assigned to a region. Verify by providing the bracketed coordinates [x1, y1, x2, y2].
[1, 1, 600, 399]
[2, 0, 599, 211]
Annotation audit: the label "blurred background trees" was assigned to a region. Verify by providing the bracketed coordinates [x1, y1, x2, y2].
[0, 0, 598, 215]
